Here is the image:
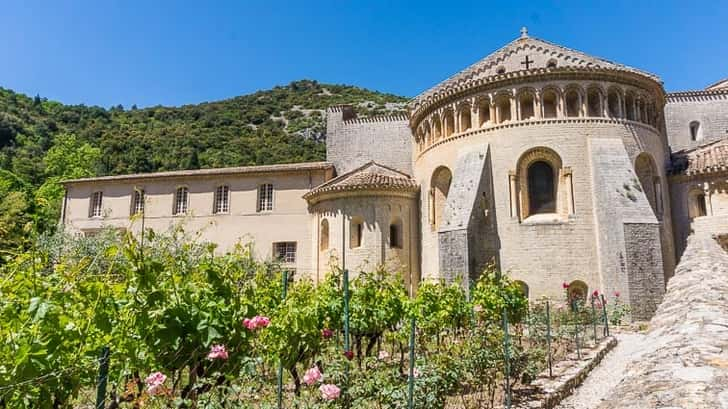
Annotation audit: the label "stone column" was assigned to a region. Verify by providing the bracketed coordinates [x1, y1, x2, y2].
[706, 182, 714, 216]
[489, 101, 496, 125]
[535, 90, 542, 119]
[509, 171, 519, 219]
[510, 90, 517, 121]
[579, 91, 586, 117]
[563, 167, 574, 215]
[471, 102, 479, 129]
[602, 92, 609, 117]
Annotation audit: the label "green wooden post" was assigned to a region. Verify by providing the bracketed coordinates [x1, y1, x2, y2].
[95, 346, 110, 409]
[546, 301, 553, 378]
[407, 316, 416, 409]
[502, 308, 512, 408]
[343, 268, 351, 408]
[277, 270, 289, 409]
[591, 296, 598, 342]
[601, 294, 610, 337]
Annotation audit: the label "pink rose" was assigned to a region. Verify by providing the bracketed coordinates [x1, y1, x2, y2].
[410, 367, 421, 378]
[319, 383, 341, 400]
[378, 350, 390, 360]
[303, 365, 323, 385]
[207, 344, 229, 360]
[562, 282, 570, 289]
[321, 328, 334, 339]
[244, 315, 271, 330]
[145, 371, 167, 396]
[592, 290, 599, 298]
[614, 291, 620, 298]
[343, 350, 354, 361]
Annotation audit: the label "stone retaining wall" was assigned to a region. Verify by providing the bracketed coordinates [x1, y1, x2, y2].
[596, 232, 728, 408]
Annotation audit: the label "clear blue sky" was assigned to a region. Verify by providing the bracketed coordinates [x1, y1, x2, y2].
[2, 0, 726, 108]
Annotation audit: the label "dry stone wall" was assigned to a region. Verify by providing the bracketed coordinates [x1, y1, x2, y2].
[596, 232, 728, 408]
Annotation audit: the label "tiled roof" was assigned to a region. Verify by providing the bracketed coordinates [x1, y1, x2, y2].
[670, 140, 728, 176]
[304, 162, 418, 202]
[63, 161, 333, 184]
[411, 32, 660, 111]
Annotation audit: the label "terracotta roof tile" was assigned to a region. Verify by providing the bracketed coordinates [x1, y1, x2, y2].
[304, 162, 418, 201]
[670, 140, 728, 176]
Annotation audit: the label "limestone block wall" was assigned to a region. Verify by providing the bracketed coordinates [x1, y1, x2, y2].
[326, 106, 413, 175]
[310, 194, 419, 290]
[665, 91, 728, 151]
[596, 232, 728, 408]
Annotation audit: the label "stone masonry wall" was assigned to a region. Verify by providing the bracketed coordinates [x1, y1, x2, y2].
[596, 232, 728, 408]
[326, 107, 413, 175]
[665, 93, 728, 151]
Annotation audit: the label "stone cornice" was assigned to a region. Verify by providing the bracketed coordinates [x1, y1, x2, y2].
[415, 117, 661, 160]
[305, 188, 419, 206]
[409, 67, 664, 124]
[666, 89, 728, 103]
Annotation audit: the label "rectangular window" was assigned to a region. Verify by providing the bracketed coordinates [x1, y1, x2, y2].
[390, 223, 402, 248]
[174, 187, 189, 215]
[258, 184, 273, 212]
[273, 241, 296, 264]
[131, 189, 145, 215]
[89, 191, 103, 218]
[214, 185, 230, 214]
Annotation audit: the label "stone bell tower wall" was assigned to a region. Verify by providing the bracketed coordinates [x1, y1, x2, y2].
[326, 106, 413, 175]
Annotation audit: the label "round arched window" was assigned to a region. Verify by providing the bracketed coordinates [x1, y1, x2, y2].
[527, 161, 556, 214]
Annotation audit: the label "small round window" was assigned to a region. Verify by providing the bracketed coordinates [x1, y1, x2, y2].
[496, 66, 506, 75]
[547, 59, 558, 69]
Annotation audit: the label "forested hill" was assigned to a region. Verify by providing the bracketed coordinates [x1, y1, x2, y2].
[0, 80, 407, 258]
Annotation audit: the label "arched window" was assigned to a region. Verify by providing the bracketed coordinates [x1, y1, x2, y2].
[320, 219, 329, 251]
[173, 187, 189, 215]
[565, 90, 580, 117]
[527, 161, 556, 215]
[430, 166, 452, 230]
[389, 218, 403, 249]
[587, 87, 602, 117]
[625, 93, 635, 120]
[517, 147, 564, 220]
[496, 95, 511, 123]
[350, 217, 364, 248]
[690, 121, 701, 141]
[688, 190, 708, 219]
[444, 111, 455, 137]
[635, 153, 660, 217]
[607, 89, 621, 118]
[131, 188, 144, 215]
[478, 98, 491, 127]
[542, 90, 558, 118]
[433, 117, 442, 141]
[459, 108, 471, 132]
[519, 91, 535, 120]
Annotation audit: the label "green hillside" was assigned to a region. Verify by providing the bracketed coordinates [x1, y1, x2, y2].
[0, 79, 408, 259]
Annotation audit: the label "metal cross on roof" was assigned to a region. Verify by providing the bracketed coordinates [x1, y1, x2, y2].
[521, 55, 533, 70]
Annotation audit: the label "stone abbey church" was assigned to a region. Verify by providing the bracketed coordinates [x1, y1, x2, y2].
[63, 29, 728, 319]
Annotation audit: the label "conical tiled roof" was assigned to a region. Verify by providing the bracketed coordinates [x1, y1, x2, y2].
[304, 162, 418, 203]
[411, 28, 660, 110]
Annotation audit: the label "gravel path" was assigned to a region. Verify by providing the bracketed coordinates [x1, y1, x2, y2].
[555, 332, 648, 409]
